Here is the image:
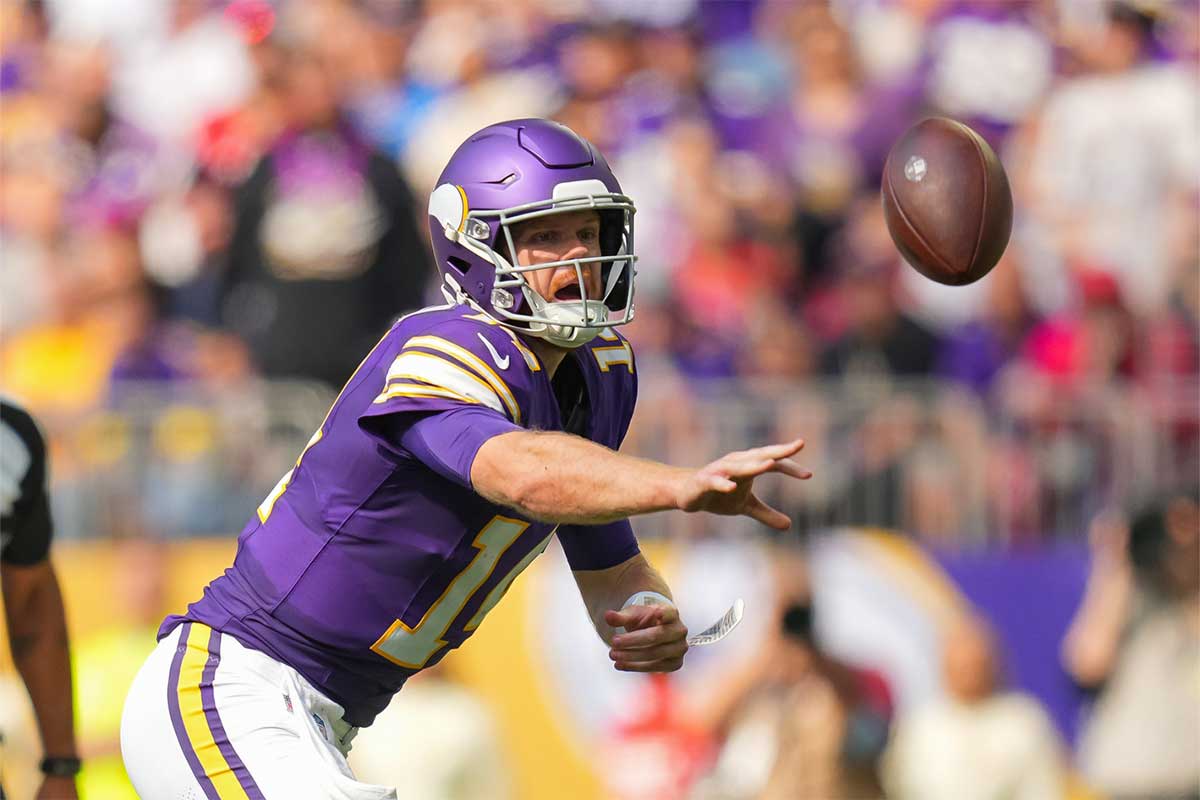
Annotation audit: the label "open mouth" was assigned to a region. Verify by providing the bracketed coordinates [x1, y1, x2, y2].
[554, 283, 583, 301]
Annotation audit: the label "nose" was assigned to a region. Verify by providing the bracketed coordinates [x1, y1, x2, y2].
[563, 238, 591, 261]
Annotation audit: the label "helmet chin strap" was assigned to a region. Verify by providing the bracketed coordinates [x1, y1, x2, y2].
[521, 286, 608, 348]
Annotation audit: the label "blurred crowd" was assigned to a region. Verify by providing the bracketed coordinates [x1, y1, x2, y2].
[2, 0, 1200, 544]
[1, 0, 1197, 546]
[1, 2, 1198, 798]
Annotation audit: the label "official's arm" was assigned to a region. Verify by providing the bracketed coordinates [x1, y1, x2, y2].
[1, 559, 78, 766]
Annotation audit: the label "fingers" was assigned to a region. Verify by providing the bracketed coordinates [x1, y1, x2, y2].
[610, 624, 689, 671]
[614, 657, 686, 673]
[746, 438, 805, 461]
[606, 606, 689, 671]
[744, 492, 791, 530]
[610, 613, 683, 650]
[611, 639, 688, 665]
[769, 458, 813, 480]
[717, 439, 810, 480]
[719, 456, 777, 480]
[604, 603, 677, 633]
[708, 474, 738, 493]
[684, 437, 810, 521]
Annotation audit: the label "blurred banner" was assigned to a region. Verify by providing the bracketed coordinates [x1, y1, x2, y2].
[1, 0, 1195, 795]
[0, 530, 1093, 799]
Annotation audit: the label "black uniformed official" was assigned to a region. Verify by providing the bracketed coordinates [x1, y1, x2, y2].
[1, 399, 79, 799]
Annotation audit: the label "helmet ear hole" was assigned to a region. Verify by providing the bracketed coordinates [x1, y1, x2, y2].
[599, 209, 625, 258]
[603, 264, 631, 312]
[447, 256, 473, 274]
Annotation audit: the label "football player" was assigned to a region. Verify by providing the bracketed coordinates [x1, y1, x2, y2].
[1, 399, 80, 798]
[120, 119, 811, 799]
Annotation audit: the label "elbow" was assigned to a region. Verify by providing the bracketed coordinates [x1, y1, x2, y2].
[505, 472, 559, 522]
[1063, 655, 1111, 689]
[474, 461, 554, 521]
[1061, 640, 1113, 689]
[472, 438, 537, 514]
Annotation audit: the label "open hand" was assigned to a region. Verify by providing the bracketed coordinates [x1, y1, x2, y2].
[604, 604, 689, 673]
[675, 439, 811, 530]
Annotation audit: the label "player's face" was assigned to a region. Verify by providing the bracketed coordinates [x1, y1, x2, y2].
[510, 210, 604, 303]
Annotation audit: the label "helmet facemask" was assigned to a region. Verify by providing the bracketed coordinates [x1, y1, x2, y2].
[439, 184, 636, 348]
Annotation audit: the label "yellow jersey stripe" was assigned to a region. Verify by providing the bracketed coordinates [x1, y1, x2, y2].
[382, 351, 505, 413]
[374, 384, 480, 405]
[404, 336, 520, 422]
[498, 328, 541, 372]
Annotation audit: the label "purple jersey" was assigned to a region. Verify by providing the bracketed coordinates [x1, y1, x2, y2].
[164, 304, 640, 726]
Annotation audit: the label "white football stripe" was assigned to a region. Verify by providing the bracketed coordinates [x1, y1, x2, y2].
[384, 351, 505, 414]
[405, 336, 520, 422]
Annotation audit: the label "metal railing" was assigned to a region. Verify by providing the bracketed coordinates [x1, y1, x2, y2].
[40, 373, 1198, 546]
[44, 379, 336, 541]
[625, 370, 1199, 546]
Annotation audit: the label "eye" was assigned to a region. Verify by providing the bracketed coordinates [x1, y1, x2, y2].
[579, 227, 599, 243]
[529, 230, 559, 245]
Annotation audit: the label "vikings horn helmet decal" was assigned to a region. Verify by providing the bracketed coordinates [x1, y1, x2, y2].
[427, 119, 636, 348]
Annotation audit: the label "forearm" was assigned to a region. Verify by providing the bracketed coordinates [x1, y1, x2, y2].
[573, 554, 673, 645]
[472, 430, 687, 524]
[3, 563, 77, 758]
[1062, 567, 1132, 686]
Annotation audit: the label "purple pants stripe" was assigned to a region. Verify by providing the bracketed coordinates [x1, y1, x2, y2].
[166, 622, 222, 800]
[200, 628, 266, 800]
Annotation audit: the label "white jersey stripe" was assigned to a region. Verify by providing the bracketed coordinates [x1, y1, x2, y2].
[381, 352, 506, 415]
[403, 336, 520, 423]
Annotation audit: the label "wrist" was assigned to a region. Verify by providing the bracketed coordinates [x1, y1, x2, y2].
[40, 755, 82, 777]
[653, 464, 691, 513]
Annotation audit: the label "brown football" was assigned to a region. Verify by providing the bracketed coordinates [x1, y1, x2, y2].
[881, 117, 1012, 286]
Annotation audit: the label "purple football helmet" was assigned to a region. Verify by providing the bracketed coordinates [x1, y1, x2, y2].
[427, 118, 636, 348]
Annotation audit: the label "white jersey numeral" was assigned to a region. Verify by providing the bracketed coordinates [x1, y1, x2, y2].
[592, 340, 634, 373]
[371, 516, 544, 669]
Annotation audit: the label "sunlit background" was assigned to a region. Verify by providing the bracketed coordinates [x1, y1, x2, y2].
[1, 0, 1197, 798]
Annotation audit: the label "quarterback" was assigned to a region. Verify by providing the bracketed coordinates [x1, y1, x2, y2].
[120, 119, 810, 798]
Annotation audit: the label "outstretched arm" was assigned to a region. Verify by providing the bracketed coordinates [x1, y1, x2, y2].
[472, 432, 810, 529]
[2, 559, 79, 799]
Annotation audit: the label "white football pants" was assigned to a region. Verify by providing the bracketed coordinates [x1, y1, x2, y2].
[120, 621, 398, 800]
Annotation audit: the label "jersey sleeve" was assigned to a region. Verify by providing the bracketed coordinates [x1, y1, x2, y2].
[361, 323, 531, 425]
[558, 518, 641, 571]
[0, 401, 53, 566]
[358, 319, 534, 481]
[393, 406, 521, 489]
